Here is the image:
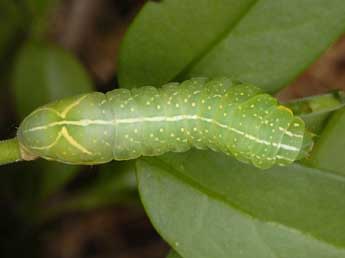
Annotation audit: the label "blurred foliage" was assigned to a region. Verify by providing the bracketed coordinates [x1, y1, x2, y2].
[13, 41, 93, 118]
[0, 1, 25, 61]
[41, 161, 138, 220]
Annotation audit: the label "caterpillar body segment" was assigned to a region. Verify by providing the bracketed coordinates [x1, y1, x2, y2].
[17, 77, 313, 169]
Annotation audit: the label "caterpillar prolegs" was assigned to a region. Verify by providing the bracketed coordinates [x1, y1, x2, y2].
[17, 77, 314, 169]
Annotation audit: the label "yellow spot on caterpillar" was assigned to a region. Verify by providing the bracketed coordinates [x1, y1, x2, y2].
[278, 105, 293, 115]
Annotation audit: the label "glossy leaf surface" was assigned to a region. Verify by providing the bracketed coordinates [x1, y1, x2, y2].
[138, 152, 345, 258]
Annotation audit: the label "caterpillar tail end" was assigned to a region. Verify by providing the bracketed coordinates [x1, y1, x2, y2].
[296, 130, 314, 160]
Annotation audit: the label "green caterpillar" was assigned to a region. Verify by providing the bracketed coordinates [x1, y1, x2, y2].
[17, 77, 313, 169]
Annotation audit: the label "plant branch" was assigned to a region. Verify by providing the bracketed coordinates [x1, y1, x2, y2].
[0, 138, 23, 165]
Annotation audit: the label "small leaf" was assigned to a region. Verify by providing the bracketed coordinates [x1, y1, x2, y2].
[138, 151, 345, 257]
[119, 0, 345, 92]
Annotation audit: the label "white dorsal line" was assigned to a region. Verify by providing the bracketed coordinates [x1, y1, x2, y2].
[278, 126, 303, 138]
[25, 114, 301, 152]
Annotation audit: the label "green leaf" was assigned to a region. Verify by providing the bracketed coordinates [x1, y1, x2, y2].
[308, 108, 345, 175]
[167, 250, 183, 258]
[138, 151, 345, 258]
[12, 41, 93, 204]
[119, 0, 345, 92]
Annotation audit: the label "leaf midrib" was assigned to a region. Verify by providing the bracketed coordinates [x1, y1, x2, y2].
[173, 0, 260, 81]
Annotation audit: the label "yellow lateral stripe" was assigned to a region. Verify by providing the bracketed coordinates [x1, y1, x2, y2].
[29, 127, 92, 155]
[277, 105, 293, 115]
[30, 130, 63, 150]
[60, 127, 92, 155]
[26, 107, 63, 118]
[61, 95, 89, 118]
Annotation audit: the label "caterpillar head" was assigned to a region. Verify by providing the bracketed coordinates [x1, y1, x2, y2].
[17, 93, 114, 165]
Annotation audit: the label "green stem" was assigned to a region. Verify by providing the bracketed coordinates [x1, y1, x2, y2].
[0, 138, 23, 165]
